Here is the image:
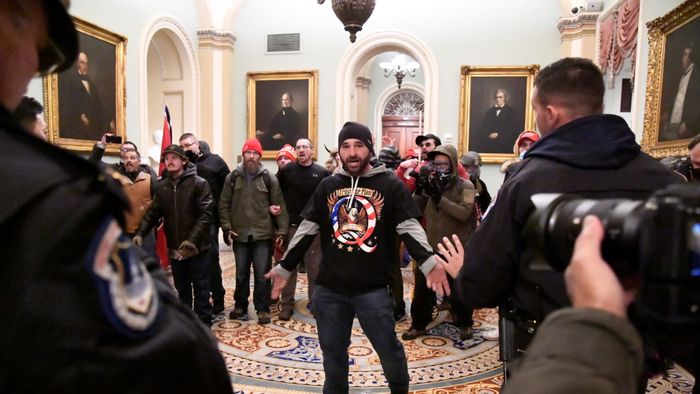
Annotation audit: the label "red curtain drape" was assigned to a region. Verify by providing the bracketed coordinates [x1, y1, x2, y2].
[597, 0, 640, 86]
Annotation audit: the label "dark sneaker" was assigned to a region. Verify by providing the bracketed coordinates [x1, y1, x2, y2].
[401, 328, 427, 341]
[258, 311, 271, 324]
[459, 326, 474, 340]
[212, 302, 225, 315]
[279, 307, 294, 321]
[228, 308, 248, 321]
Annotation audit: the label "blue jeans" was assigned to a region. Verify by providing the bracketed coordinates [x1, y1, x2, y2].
[170, 251, 212, 325]
[313, 285, 409, 394]
[232, 238, 272, 313]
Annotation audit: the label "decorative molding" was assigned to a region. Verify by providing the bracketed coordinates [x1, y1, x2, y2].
[355, 76, 372, 89]
[557, 12, 600, 37]
[197, 28, 237, 50]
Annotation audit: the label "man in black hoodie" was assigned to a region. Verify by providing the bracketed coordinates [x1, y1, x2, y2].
[441, 58, 681, 384]
[179, 133, 231, 314]
[267, 122, 449, 394]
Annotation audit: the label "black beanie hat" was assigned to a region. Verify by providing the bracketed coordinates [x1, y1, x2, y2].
[338, 121, 374, 154]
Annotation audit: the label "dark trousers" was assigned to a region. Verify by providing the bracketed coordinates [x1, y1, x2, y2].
[208, 224, 225, 305]
[391, 243, 406, 315]
[280, 226, 321, 310]
[409, 261, 473, 330]
[232, 238, 272, 313]
[313, 285, 409, 394]
[171, 251, 212, 325]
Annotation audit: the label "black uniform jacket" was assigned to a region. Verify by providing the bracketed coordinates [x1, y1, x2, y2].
[0, 107, 231, 393]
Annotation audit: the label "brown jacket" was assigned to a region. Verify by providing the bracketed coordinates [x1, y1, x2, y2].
[414, 144, 477, 248]
[122, 171, 152, 234]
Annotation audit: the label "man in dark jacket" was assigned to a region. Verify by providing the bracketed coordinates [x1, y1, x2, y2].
[267, 122, 450, 394]
[134, 145, 215, 326]
[0, 1, 231, 391]
[443, 58, 681, 371]
[180, 133, 231, 314]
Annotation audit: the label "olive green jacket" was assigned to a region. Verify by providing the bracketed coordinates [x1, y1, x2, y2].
[218, 164, 288, 241]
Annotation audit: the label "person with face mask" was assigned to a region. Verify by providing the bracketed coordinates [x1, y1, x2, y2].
[460, 151, 491, 215]
[402, 144, 478, 341]
[500, 130, 541, 181]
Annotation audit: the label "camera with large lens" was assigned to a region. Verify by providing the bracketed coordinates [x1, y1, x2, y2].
[525, 183, 700, 340]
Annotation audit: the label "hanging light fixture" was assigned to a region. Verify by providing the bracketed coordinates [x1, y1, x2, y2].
[317, 0, 376, 43]
[379, 54, 420, 89]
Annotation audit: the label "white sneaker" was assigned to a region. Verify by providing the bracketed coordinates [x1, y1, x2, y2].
[482, 328, 499, 341]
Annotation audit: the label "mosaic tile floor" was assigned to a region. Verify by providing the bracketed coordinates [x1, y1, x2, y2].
[210, 248, 695, 393]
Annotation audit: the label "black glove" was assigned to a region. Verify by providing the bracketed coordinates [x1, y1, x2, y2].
[426, 177, 442, 203]
[415, 166, 432, 197]
[178, 240, 198, 259]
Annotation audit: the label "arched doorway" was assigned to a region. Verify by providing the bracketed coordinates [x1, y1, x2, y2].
[380, 90, 424, 156]
[140, 17, 199, 166]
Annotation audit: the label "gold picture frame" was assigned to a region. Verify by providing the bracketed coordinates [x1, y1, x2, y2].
[247, 70, 319, 160]
[641, 0, 700, 158]
[43, 17, 127, 154]
[459, 65, 539, 163]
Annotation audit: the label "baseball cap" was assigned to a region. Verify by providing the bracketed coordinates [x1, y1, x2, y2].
[40, 0, 79, 74]
[415, 133, 442, 147]
[162, 144, 187, 160]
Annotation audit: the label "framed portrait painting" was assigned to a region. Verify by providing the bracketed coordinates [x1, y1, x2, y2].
[43, 17, 126, 154]
[642, 0, 700, 158]
[247, 70, 318, 159]
[459, 65, 539, 163]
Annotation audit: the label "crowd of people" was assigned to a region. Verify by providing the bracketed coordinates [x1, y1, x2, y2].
[1, 1, 698, 393]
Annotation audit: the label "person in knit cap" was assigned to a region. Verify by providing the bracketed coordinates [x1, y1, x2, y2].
[267, 121, 449, 394]
[275, 138, 330, 320]
[276, 143, 297, 171]
[500, 130, 540, 180]
[219, 138, 289, 324]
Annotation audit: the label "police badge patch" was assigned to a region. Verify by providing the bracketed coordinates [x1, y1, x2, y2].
[86, 217, 160, 338]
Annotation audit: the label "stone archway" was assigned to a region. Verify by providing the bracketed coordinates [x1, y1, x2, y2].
[139, 17, 200, 161]
[335, 30, 438, 143]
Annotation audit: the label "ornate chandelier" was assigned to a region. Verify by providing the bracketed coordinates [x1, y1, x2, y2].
[379, 54, 420, 89]
[317, 0, 376, 43]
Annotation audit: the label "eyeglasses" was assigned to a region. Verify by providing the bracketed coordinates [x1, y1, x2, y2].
[181, 141, 197, 149]
[432, 161, 451, 170]
[243, 150, 260, 157]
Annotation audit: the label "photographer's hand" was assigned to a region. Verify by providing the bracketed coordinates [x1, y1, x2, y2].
[566, 216, 629, 318]
[435, 234, 464, 279]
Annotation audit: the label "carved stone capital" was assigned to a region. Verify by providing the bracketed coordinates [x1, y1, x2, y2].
[197, 29, 237, 50]
[557, 12, 599, 38]
[355, 76, 372, 89]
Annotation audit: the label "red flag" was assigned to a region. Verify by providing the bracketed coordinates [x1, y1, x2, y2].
[156, 105, 172, 268]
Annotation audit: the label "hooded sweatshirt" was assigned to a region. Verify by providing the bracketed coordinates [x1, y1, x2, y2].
[456, 114, 682, 319]
[274, 162, 437, 292]
[415, 144, 477, 248]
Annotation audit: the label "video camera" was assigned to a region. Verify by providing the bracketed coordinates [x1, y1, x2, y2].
[525, 183, 700, 341]
[409, 164, 451, 190]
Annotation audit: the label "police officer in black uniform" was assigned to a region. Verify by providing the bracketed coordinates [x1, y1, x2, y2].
[0, 1, 232, 392]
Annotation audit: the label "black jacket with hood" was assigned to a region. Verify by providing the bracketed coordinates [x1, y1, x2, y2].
[193, 141, 230, 226]
[456, 114, 682, 320]
[137, 164, 213, 253]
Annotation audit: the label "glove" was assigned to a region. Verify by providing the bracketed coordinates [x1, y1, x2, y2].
[132, 235, 143, 246]
[178, 240, 199, 259]
[274, 233, 287, 250]
[223, 229, 236, 246]
[426, 178, 442, 203]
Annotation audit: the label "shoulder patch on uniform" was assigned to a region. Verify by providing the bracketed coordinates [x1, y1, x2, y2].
[86, 217, 160, 338]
